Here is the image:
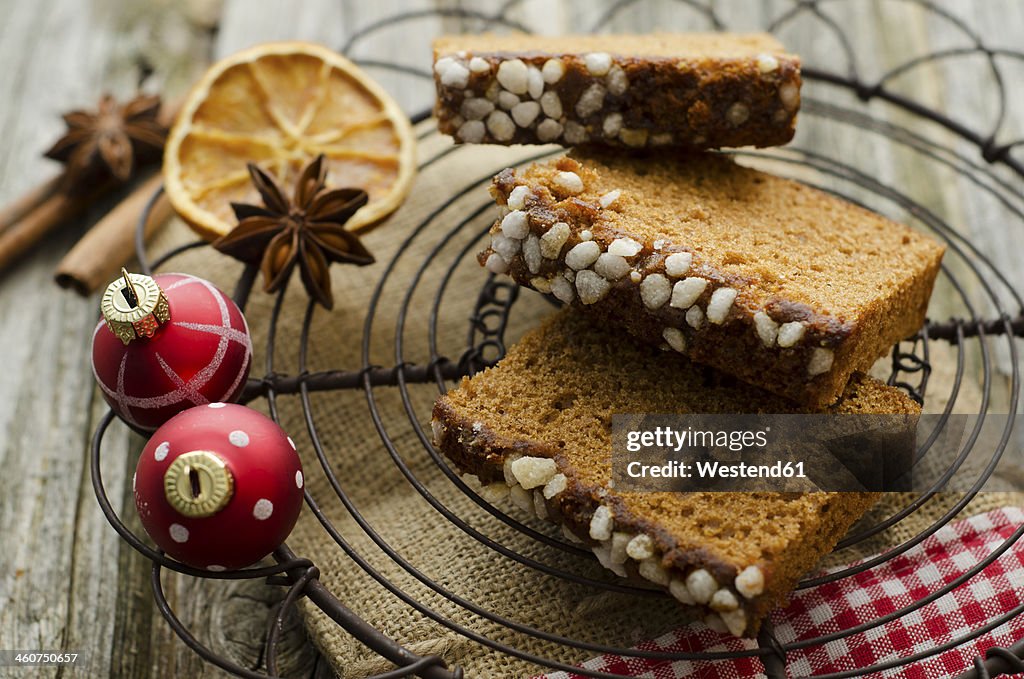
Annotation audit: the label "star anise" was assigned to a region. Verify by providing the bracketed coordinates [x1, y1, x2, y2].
[213, 155, 373, 310]
[44, 93, 166, 189]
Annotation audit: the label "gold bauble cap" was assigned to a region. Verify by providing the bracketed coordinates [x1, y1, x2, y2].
[163, 451, 235, 518]
[100, 268, 170, 345]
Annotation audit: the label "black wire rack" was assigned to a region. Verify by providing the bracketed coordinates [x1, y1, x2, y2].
[90, 1, 1024, 677]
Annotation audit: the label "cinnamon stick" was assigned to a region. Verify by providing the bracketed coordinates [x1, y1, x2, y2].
[0, 175, 62, 233]
[55, 173, 171, 295]
[0, 184, 115, 274]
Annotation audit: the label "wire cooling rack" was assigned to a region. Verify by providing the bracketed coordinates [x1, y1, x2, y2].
[90, 1, 1024, 677]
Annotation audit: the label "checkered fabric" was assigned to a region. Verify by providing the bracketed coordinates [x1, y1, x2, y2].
[543, 507, 1024, 678]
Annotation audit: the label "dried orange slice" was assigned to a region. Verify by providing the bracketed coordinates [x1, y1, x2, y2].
[163, 41, 415, 241]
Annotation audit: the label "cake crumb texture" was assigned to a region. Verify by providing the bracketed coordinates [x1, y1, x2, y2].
[434, 310, 920, 634]
[482, 149, 945, 406]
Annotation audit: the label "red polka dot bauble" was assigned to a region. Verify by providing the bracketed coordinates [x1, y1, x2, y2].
[134, 403, 304, 570]
[91, 271, 252, 432]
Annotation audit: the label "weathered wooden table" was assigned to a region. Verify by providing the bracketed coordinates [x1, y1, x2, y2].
[1, 1, 1022, 677]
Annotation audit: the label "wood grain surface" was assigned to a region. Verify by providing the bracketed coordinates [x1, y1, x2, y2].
[0, 1, 1021, 678]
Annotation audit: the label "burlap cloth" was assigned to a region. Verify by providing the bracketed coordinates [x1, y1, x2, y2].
[155, 121, 1022, 678]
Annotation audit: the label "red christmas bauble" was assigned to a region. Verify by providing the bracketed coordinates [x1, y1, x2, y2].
[134, 403, 304, 570]
[91, 272, 252, 432]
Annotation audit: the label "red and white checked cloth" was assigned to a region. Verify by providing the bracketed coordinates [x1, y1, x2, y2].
[543, 507, 1024, 679]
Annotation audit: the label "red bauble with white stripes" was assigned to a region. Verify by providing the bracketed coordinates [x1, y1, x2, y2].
[91, 272, 252, 432]
[134, 403, 304, 570]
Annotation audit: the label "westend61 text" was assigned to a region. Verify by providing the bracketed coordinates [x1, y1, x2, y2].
[626, 459, 807, 479]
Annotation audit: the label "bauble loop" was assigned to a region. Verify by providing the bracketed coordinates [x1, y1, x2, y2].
[163, 451, 234, 518]
[100, 269, 170, 344]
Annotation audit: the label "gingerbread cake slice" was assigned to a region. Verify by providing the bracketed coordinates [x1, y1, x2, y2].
[433, 33, 800, 150]
[480, 150, 945, 407]
[432, 310, 920, 637]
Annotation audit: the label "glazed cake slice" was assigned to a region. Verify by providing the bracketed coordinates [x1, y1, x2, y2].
[433, 33, 800, 150]
[432, 310, 920, 637]
[481, 150, 945, 407]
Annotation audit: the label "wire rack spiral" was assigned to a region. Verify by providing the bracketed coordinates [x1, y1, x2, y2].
[90, 1, 1024, 677]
